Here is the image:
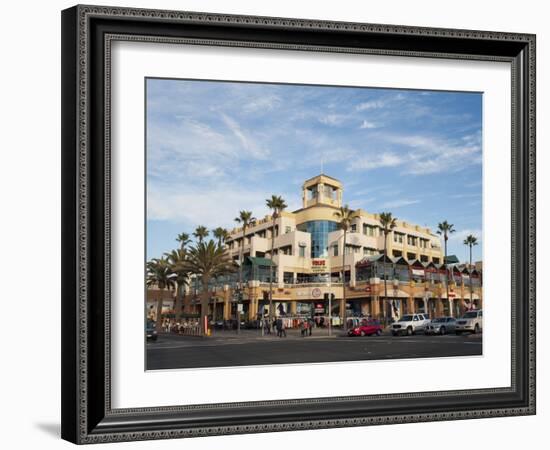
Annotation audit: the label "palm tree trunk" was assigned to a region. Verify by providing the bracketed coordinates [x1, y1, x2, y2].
[155, 287, 164, 332]
[469, 244, 473, 308]
[212, 290, 216, 323]
[200, 278, 210, 336]
[174, 284, 183, 322]
[342, 230, 347, 330]
[445, 236, 449, 315]
[239, 234, 244, 289]
[269, 218, 275, 323]
[237, 230, 245, 334]
[383, 232, 388, 324]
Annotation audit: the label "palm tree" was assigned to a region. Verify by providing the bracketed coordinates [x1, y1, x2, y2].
[146, 257, 176, 332]
[213, 227, 230, 247]
[234, 211, 256, 331]
[379, 212, 397, 323]
[333, 205, 357, 330]
[266, 195, 287, 323]
[164, 248, 189, 322]
[193, 226, 209, 244]
[183, 240, 235, 335]
[463, 234, 479, 309]
[176, 232, 190, 250]
[437, 220, 456, 314]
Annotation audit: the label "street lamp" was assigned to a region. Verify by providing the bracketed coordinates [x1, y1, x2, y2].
[232, 282, 243, 335]
[325, 285, 333, 337]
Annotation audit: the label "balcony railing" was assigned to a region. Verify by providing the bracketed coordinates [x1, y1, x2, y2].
[258, 281, 344, 288]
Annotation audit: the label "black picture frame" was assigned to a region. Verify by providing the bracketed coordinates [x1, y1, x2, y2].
[61, 4, 536, 444]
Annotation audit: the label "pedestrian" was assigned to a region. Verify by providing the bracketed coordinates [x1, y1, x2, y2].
[276, 318, 286, 337]
[300, 320, 306, 337]
[264, 318, 271, 334]
[281, 319, 287, 337]
[308, 318, 313, 336]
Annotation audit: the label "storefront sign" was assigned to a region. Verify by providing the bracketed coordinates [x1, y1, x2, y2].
[311, 258, 328, 273]
[314, 302, 325, 313]
[311, 287, 322, 298]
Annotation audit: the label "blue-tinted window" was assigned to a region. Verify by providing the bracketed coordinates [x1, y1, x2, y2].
[296, 220, 338, 258]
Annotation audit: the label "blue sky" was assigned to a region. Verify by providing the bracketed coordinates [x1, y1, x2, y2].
[146, 78, 482, 263]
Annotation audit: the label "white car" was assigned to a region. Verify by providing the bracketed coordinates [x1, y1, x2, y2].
[455, 310, 483, 334]
[391, 313, 431, 336]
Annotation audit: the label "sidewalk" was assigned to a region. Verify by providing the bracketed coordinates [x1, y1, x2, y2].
[162, 327, 343, 342]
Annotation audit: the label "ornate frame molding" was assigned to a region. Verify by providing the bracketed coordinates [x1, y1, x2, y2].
[61, 5, 536, 444]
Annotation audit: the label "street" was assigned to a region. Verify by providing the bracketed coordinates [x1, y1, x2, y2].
[146, 329, 482, 370]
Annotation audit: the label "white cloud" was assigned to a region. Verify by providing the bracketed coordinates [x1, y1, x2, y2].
[350, 152, 404, 170]
[385, 134, 482, 175]
[242, 94, 281, 113]
[319, 114, 346, 126]
[148, 186, 272, 229]
[346, 132, 481, 176]
[380, 199, 421, 208]
[356, 100, 385, 111]
[347, 198, 375, 209]
[359, 120, 379, 129]
[450, 193, 481, 199]
[220, 114, 270, 159]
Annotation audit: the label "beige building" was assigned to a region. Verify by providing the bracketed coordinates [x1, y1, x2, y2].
[226, 174, 443, 277]
[150, 174, 482, 324]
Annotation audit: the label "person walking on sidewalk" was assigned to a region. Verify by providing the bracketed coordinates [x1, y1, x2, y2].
[264, 318, 271, 334]
[300, 319, 306, 337]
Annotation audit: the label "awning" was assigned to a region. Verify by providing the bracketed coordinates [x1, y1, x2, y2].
[246, 256, 274, 266]
[444, 255, 460, 264]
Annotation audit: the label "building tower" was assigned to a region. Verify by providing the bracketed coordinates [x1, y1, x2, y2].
[301, 174, 343, 209]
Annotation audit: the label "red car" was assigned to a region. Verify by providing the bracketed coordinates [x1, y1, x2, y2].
[347, 320, 383, 337]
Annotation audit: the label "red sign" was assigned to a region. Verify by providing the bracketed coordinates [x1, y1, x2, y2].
[449, 291, 456, 298]
[365, 284, 371, 293]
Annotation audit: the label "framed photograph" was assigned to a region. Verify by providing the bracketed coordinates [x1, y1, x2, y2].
[61, 4, 536, 444]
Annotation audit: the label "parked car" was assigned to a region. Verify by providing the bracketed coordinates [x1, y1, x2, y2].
[425, 316, 457, 335]
[146, 320, 158, 341]
[348, 320, 383, 337]
[455, 310, 483, 334]
[391, 313, 431, 336]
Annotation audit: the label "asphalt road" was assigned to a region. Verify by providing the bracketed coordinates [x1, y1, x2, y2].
[146, 330, 482, 370]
